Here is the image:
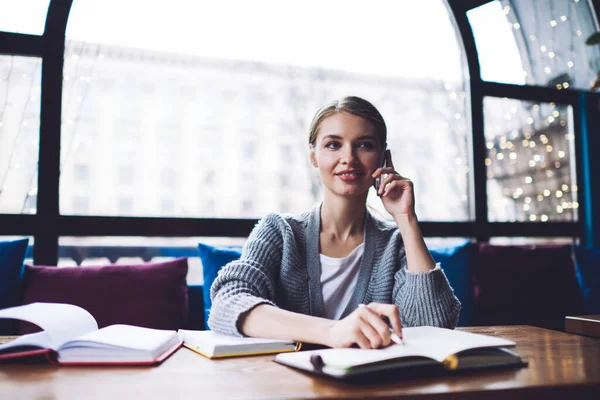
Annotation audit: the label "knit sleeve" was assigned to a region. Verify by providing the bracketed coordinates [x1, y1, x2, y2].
[208, 213, 284, 336]
[392, 258, 462, 329]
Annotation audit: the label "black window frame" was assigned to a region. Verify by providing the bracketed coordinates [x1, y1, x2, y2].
[0, 0, 599, 265]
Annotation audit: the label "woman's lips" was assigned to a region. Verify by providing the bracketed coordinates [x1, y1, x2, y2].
[336, 172, 364, 182]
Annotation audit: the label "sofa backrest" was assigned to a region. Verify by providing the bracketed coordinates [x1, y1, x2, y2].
[472, 243, 586, 331]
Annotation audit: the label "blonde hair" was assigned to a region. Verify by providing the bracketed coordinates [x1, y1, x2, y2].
[308, 96, 387, 148]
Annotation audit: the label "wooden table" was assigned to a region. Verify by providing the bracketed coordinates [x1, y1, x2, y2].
[1, 326, 599, 399]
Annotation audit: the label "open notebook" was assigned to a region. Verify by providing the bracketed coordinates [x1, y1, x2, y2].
[0, 303, 181, 365]
[275, 326, 525, 380]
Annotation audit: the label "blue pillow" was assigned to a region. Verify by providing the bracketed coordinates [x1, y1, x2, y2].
[573, 246, 600, 314]
[197, 243, 242, 329]
[0, 238, 29, 334]
[429, 241, 474, 326]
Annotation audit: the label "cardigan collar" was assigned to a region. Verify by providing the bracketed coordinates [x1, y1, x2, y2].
[306, 203, 376, 318]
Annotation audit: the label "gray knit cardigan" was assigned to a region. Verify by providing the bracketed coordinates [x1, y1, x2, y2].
[209, 204, 461, 337]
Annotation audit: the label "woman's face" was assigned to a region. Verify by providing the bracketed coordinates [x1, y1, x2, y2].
[310, 112, 383, 198]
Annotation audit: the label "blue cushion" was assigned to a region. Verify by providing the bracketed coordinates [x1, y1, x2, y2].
[197, 243, 242, 329]
[574, 246, 600, 313]
[429, 241, 474, 326]
[0, 238, 29, 334]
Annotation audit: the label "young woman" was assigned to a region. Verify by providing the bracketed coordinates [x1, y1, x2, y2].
[209, 96, 460, 349]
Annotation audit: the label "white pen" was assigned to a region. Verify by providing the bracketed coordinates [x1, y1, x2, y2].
[390, 330, 405, 345]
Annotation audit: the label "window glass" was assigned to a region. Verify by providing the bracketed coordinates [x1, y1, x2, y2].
[468, 0, 600, 91]
[62, 0, 470, 221]
[489, 237, 577, 245]
[484, 97, 577, 222]
[0, 0, 50, 35]
[0, 56, 41, 214]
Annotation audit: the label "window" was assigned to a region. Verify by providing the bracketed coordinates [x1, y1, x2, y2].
[202, 199, 215, 215]
[280, 174, 290, 189]
[467, 0, 600, 91]
[73, 164, 90, 184]
[202, 169, 215, 185]
[0, 56, 42, 214]
[160, 168, 176, 189]
[60, 0, 469, 220]
[241, 199, 253, 216]
[72, 196, 89, 214]
[160, 198, 175, 215]
[118, 165, 134, 186]
[0, 0, 51, 35]
[484, 97, 577, 222]
[241, 142, 257, 161]
[118, 197, 133, 215]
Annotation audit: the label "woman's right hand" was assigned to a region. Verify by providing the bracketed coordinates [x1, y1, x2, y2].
[324, 303, 403, 349]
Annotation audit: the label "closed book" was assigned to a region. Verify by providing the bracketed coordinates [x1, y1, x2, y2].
[275, 326, 525, 380]
[178, 329, 301, 359]
[0, 303, 181, 365]
[565, 315, 600, 338]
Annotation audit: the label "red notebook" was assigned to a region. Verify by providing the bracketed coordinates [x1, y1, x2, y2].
[0, 303, 182, 365]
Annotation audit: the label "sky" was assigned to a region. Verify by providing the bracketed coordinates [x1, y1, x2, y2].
[0, 0, 526, 82]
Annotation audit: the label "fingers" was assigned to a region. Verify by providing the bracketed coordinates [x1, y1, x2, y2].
[356, 304, 391, 348]
[351, 326, 373, 349]
[365, 303, 403, 340]
[373, 170, 413, 197]
[371, 166, 397, 178]
[381, 178, 413, 197]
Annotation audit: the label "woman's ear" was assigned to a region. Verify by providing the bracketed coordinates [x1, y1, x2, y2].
[309, 145, 318, 167]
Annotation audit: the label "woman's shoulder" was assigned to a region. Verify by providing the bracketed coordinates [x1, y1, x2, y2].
[257, 209, 312, 231]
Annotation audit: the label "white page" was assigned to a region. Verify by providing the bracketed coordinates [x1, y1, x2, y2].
[0, 331, 52, 351]
[178, 330, 294, 346]
[401, 327, 515, 362]
[0, 303, 97, 350]
[59, 325, 175, 351]
[276, 326, 515, 369]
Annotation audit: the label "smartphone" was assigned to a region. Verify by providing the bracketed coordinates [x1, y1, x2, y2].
[374, 145, 388, 196]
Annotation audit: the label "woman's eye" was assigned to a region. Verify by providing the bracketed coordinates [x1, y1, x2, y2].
[325, 141, 340, 149]
[358, 142, 375, 149]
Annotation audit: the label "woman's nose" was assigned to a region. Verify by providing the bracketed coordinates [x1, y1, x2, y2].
[339, 146, 358, 164]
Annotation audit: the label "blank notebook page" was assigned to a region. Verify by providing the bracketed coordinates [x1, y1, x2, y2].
[60, 325, 174, 350]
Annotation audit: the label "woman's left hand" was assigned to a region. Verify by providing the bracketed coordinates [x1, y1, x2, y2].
[372, 151, 415, 218]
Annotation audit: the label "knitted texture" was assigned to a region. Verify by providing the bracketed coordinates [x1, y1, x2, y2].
[209, 206, 461, 336]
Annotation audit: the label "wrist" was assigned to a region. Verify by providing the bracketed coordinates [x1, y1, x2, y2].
[394, 212, 418, 227]
[318, 319, 337, 347]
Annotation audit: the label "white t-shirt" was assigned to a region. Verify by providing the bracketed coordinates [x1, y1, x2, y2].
[320, 243, 364, 320]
